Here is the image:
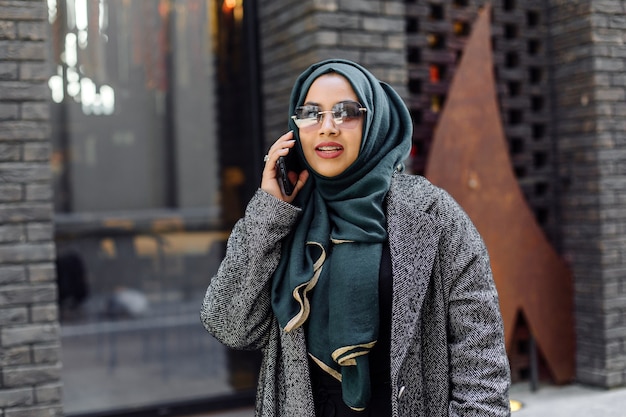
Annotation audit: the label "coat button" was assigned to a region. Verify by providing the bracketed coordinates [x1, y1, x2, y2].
[398, 385, 406, 399]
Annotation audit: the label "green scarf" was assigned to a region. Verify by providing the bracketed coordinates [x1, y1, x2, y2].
[271, 59, 412, 410]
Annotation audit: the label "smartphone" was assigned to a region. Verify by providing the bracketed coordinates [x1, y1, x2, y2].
[276, 156, 295, 196]
[276, 150, 302, 196]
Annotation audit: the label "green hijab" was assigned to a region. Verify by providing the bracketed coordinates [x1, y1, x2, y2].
[271, 59, 412, 410]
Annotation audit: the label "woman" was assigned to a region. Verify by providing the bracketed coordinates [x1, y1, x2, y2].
[201, 59, 511, 416]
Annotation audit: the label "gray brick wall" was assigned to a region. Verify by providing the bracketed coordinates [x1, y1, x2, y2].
[257, 0, 407, 149]
[0, 1, 63, 415]
[550, 0, 626, 388]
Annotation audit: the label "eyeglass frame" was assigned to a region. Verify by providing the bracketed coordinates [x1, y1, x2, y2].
[290, 100, 368, 129]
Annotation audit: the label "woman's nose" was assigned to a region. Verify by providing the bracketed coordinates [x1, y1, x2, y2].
[318, 112, 339, 134]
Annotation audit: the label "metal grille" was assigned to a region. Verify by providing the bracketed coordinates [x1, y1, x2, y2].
[406, 0, 557, 238]
[405, 0, 558, 383]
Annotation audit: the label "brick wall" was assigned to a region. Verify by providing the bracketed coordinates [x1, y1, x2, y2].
[257, 0, 407, 149]
[550, 0, 626, 388]
[0, 1, 63, 415]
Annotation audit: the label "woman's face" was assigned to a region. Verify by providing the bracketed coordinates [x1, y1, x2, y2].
[297, 74, 363, 178]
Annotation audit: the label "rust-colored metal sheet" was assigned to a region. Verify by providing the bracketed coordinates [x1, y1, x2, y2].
[424, 4, 575, 384]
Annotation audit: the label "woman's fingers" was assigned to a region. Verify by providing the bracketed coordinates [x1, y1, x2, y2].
[261, 131, 296, 200]
[263, 132, 295, 170]
[290, 170, 310, 198]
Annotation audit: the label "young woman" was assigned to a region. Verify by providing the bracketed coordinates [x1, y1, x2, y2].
[201, 59, 511, 416]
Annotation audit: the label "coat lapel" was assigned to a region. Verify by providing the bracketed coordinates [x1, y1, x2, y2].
[386, 176, 442, 383]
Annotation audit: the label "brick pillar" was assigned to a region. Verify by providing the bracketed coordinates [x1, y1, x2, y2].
[257, 0, 407, 149]
[0, 1, 63, 415]
[550, 0, 626, 387]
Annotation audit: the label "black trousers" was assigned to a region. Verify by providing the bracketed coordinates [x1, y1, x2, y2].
[310, 362, 392, 417]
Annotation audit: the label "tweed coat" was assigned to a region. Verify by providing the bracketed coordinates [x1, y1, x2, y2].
[201, 173, 511, 416]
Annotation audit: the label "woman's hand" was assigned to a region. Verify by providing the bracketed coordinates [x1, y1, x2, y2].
[261, 131, 309, 203]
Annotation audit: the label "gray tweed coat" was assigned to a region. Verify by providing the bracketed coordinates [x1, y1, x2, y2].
[201, 174, 511, 416]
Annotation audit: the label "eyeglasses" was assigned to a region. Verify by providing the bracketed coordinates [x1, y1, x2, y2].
[291, 101, 367, 129]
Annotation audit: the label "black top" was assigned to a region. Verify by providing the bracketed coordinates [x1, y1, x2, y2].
[309, 242, 393, 416]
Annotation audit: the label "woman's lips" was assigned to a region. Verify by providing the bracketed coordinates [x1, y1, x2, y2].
[315, 142, 343, 159]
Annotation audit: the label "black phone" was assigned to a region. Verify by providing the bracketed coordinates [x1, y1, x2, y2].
[276, 150, 302, 196]
[276, 156, 295, 196]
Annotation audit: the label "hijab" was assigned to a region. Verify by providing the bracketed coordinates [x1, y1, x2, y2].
[271, 59, 412, 410]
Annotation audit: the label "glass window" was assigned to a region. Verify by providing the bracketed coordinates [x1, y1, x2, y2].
[48, 0, 262, 414]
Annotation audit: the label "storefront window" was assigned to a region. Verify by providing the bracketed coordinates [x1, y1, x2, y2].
[48, 0, 262, 414]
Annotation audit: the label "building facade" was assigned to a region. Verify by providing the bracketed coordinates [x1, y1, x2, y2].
[0, 0, 625, 416]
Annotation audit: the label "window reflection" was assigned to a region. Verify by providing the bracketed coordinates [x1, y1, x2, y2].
[49, 0, 115, 114]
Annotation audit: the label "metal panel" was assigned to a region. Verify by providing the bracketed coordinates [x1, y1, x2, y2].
[425, 4, 575, 384]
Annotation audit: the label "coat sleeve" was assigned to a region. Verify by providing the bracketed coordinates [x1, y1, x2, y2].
[200, 189, 301, 350]
[440, 195, 511, 416]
